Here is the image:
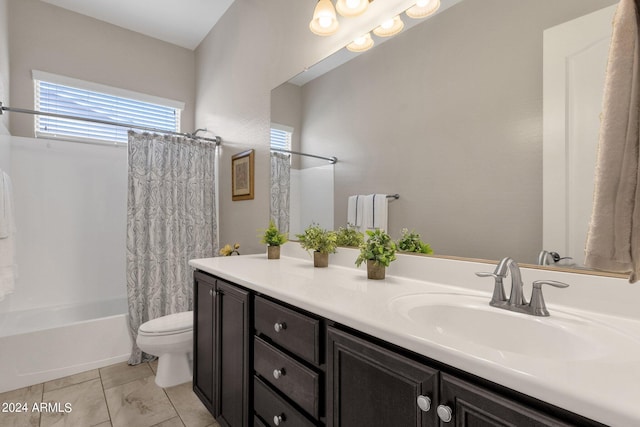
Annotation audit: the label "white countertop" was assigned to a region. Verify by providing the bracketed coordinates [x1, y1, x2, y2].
[190, 251, 640, 426]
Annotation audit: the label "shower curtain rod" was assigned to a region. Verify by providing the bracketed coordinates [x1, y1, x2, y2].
[271, 147, 337, 164]
[0, 102, 222, 145]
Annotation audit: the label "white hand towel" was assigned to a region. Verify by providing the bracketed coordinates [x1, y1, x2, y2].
[0, 171, 12, 239]
[372, 194, 389, 231]
[360, 194, 388, 232]
[0, 171, 16, 300]
[360, 194, 374, 231]
[347, 195, 359, 228]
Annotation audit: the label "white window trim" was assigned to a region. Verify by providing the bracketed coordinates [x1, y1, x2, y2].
[32, 70, 185, 111]
[32, 71, 183, 146]
[271, 123, 294, 134]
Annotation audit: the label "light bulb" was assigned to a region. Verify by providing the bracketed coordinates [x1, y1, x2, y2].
[319, 15, 333, 28]
[310, 0, 339, 36]
[406, 0, 440, 19]
[381, 19, 395, 29]
[346, 32, 374, 52]
[354, 36, 367, 45]
[336, 0, 369, 17]
[373, 15, 404, 37]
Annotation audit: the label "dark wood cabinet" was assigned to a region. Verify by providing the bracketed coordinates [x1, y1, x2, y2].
[254, 336, 320, 418]
[193, 271, 251, 427]
[194, 272, 216, 412]
[439, 374, 571, 427]
[327, 326, 439, 427]
[194, 270, 603, 427]
[327, 325, 594, 427]
[254, 296, 321, 364]
[253, 295, 323, 425]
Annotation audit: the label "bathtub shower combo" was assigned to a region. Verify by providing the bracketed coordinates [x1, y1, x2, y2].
[0, 135, 131, 393]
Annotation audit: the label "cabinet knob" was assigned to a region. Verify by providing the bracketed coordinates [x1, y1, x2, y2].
[273, 368, 285, 380]
[416, 395, 431, 412]
[209, 289, 213, 296]
[273, 322, 287, 333]
[273, 414, 285, 425]
[437, 405, 453, 423]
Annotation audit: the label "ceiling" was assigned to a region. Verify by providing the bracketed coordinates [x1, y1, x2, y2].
[40, 0, 236, 50]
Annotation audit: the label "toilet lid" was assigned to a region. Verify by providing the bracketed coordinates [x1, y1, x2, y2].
[139, 311, 193, 335]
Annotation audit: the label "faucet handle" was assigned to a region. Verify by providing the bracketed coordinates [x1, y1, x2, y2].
[532, 280, 569, 289]
[530, 280, 569, 316]
[475, 272, 499, 279]
[475, 272, 507, 304]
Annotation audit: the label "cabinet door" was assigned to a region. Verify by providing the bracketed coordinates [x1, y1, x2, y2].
[439, 374, 572, 427]
[193, 272, 216, 414]
[327, 326, 439, 427]
[216, 279, 251, 427]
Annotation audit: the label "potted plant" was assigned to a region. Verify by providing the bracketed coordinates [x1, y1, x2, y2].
[260, 220, 287, 259]
[335, 225, 364, 247]
[396, 228, 433, 254]
[296, 224, 338, 267]
[355, 229, 397, 279]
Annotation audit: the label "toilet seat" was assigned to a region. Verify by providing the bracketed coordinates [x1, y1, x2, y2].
[139, 311, 193, 336]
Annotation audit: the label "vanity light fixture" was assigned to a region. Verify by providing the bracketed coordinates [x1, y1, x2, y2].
[312, 0, 440, 53]
[309, 0, 339, 36]
[406, 0, 440, 19]
[373, 15, 404, 37]
[336, 0, 370, 17]
[346, 32, 374, 52]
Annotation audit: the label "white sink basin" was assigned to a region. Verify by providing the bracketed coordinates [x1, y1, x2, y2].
[389, 293, 636, 361]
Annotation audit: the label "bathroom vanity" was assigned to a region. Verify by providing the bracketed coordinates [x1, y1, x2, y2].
[190, 247, 640, 427]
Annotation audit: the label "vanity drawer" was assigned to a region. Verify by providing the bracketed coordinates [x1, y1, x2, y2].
[254, 376, 316, 427]
[254, 415, 268, 427]
[254, 336, 320, 419]
[254, 296, 320, 364]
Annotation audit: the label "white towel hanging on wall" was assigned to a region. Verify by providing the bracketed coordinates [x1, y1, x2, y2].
[0, 170, 17, 300]
[347, 195, 362, 229]
[361, 194, 389, 232]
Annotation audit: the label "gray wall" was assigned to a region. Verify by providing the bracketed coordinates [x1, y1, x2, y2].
[298, 0, 616, 263]
[7, 0, 196, 137]
[0, 0, 10, 173]
[271, 82, 303, 170]
[0, 0, 9, 137]
[194, 0, 351, 253]
[196, 0, 616, 258]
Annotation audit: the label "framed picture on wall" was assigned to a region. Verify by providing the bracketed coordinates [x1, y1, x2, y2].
[232, 149, 255, 201]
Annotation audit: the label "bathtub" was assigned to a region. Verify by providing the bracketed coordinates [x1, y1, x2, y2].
[0, 298, 131, 393]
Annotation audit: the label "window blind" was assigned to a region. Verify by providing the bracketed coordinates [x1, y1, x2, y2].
[270, 126, 292, 151]
[34, 80, 181, 144]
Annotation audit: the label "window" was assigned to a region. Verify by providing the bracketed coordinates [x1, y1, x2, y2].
[270, 123, 293, 151]
[33, 70, 183, 144]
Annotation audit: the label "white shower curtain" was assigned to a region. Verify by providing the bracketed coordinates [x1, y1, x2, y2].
[270, 152, 291, 234]
[126, 131, 217, 364]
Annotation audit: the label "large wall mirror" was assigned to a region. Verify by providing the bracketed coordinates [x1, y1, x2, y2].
[270, 0, 620, 274]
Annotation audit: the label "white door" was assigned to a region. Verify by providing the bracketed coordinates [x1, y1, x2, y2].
[542, 5, 616, 267]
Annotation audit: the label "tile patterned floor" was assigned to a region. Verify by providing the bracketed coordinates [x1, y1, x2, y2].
[0, 361, 219, 427]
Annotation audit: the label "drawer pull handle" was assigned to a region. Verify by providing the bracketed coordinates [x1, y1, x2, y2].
[273, 368, 286, 380]
[273, 414, 285, 425]
[416, 395, 431, 412]
[274, 322, 287, 333]
[437, 405, 453, 423]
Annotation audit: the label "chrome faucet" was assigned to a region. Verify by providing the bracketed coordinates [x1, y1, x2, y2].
[537, 250, 573, 266]
[476, 257, 569, 317]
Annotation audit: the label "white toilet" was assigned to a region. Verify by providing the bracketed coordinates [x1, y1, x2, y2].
[136, 311, 194, 388]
